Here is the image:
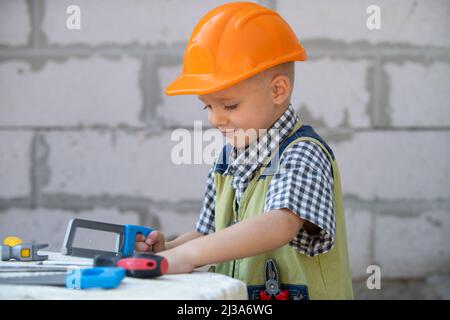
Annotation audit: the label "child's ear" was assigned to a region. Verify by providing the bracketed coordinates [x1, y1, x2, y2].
[270, 74, 292, 107]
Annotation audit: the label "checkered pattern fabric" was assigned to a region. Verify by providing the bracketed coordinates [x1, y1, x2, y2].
[196, 104, 336, 256]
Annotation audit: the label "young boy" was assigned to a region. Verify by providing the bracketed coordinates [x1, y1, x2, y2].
[135, 2, 353, 300]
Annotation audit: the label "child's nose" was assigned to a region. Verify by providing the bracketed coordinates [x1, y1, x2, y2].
[209, 108, 228, 128]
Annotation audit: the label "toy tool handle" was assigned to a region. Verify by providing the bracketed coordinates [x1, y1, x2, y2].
[94, 255, 121, 267]
[65, 267, 126, 289]
[117, 254, 168, 278]
[122, 225, 153, 257]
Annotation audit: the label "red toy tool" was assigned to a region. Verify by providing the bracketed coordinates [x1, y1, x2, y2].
[259, 259, 289, 300]
[94, 253, 168, 279]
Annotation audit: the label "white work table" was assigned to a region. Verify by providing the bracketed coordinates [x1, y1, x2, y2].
[0, 251, 248, 300]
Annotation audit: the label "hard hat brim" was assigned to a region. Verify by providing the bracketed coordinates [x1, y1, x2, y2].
[165, 51, 307, 96]
[165, 74, 225, 96]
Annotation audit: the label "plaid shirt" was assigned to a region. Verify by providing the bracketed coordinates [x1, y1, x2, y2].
[196, 104, 336, 256]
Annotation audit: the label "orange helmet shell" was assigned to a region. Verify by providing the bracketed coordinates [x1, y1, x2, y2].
[165, 2, 307, 96]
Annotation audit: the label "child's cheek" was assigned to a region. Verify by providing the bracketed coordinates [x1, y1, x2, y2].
[229, 128, 259, 148]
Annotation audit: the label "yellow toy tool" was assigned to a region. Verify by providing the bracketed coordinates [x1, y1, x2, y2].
[3, 236, 24, 247]
[1, 236, 48, 261]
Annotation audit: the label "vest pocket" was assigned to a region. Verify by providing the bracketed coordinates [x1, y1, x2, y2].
[247, 284, 309, 300]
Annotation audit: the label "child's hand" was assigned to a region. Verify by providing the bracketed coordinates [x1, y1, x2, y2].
[134, 230, 166, 253]
[158, 249, 195, 274]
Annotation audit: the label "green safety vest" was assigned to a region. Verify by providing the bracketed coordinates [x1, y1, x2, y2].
[212, 120, 353, 300]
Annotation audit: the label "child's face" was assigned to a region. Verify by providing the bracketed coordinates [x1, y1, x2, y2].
[199, 77, 281, 149]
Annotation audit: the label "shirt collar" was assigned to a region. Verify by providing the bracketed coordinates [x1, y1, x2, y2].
[225, 104, 299, 187]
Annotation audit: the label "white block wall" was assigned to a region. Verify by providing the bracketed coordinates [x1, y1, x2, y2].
[43, 130, 209, 200]
[0, 132, 33, 198]
[0, 1, 449, 292]
[278, 0, 450, 48]
[0, 0, 30, 46]
[0, 57, 142, 127]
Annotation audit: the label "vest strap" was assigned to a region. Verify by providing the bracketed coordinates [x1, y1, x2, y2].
[259, 124, 335, 178]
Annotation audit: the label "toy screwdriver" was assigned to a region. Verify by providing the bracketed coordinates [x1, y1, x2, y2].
[94, 253, 168, 278]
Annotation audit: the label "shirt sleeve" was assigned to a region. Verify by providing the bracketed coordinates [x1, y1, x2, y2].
[264, 140, 336, 256]
[196, 165, 216, 235]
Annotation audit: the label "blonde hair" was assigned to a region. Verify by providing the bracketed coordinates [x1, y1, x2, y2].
[246, 62, 294, 91]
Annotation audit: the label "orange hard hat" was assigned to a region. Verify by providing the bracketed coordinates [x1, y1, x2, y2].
[165, 1, 307, 96]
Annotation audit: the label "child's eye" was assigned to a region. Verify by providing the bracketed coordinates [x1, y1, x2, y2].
[202, 105, 211, 110]
[224, 104, 239, 110]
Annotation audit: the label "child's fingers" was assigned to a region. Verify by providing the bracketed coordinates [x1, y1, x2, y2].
[134, 233, 149, 252]
[145, 231, 159, 245]
[135, 233, 145, 241]
[146, 231, 165, 253]
[152, 242, 165, 253]
[134, 241, 151, 252]
[135, 231, 161, 252]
